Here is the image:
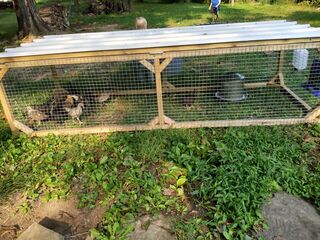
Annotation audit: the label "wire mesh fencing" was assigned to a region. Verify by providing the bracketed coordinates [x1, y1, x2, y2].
[162, 45, 320, 123]
[1, 43, 320, 133]
[2, 60, 158, 130]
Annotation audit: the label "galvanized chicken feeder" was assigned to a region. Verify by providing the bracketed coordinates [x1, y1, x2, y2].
[215, 72, 246, 101]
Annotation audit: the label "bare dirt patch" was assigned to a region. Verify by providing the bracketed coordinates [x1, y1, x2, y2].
[76, 24, 120, 33]
[0, 193, 105, 240]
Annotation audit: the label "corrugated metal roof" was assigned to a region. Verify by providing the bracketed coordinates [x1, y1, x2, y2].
[1, 20, 320, 58]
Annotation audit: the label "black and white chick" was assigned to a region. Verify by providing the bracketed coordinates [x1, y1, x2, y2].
[183, 90, 197, 109]
[65, 102, 84, 124]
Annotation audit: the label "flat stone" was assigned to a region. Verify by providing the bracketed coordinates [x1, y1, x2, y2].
[128, 214, 176, 240]
[17, 222, 64, 240]
[261, 192, 320, 240]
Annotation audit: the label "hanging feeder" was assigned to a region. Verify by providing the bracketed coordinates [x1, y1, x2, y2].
[215, 72, 247, 102]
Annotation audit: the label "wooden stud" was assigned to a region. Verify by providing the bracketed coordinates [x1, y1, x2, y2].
[31, 118, 305, 137]
[164, 115, 176, 125]
[0, 66, 16, 131]
[0, 67, 8, 80]
[306, 106, 320, 122]
[162, 80, 176, 90]
[243, 82, 268, 88]
[267, 74, 279, 85]
[100, 82, 267, 97]
[13, 120, 34, 134]
[154, 58, 165, 125]
[159, 58, 173, 72]
[281, 85, 312, 111]
[148, 116, 159, 127]
[5, 53, 153, 68]
[148, 115, 176, 127]
[278, 72, 285, 86]
[139, 60, 155, 73]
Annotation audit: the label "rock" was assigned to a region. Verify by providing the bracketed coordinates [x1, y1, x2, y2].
[128, 214, 176, 240]
[17, 222, 64, 240]
[261, 192, 320, 240]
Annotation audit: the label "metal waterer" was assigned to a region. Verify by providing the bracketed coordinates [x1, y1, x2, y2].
[215, 72, 246, 101]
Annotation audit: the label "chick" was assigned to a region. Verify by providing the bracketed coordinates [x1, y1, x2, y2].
[183, 90, 197, 109]
[65, 102, 84, 124]
[97, 93, 111, 105]
[64, 95, 79, 108]
[26, 106, 49, 125]
[135, 16, 147, 29]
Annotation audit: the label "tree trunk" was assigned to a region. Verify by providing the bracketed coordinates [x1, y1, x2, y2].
[74, 0, 79, 6]
[13, 0, 51, 39]
[89, 0, 131, 14]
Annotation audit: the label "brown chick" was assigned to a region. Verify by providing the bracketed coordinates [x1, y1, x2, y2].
[26, 106, 49, 125]
[64, 95, 79, 108]
[97, 93, 111, 104]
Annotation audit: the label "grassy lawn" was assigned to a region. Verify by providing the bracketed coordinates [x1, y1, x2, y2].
[0, 2, 320, 240]
[0, 9, 17, 42]
[1, 2, 320, 40]
[70, 2, 320, 29]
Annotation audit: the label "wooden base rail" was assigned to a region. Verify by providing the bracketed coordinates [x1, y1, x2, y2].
[31, 118, 306, 137]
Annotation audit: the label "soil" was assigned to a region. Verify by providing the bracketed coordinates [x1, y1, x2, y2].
[0, 192, 105, 240]
[75, 24, 120, 33]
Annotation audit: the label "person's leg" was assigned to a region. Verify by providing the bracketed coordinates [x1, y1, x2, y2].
[210, 8, 215, 21]
[214, 6, 220, 21]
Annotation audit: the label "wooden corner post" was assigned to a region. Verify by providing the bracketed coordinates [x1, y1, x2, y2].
[0, 65, 16, 131]
[306, 106, 320, 122]
[154, 58, 165, 125]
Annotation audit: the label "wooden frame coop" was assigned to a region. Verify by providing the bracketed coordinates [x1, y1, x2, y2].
[0, 20, 320, 136]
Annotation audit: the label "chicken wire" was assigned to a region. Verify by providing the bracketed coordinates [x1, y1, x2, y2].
[2, 60, 158, 130]
[162, 44, 320, 122]
[1, 43, 320, 132]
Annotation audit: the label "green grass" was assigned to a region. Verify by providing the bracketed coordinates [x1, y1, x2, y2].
[1, 2, 320, 41]
[66, 2, 320, 29]
[0, 9, 17, 42]
[0, 125, 319, 239]
[0, 2, 320, 240]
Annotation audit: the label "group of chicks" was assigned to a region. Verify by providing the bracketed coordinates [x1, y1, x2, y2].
[26, 94, 85, 126]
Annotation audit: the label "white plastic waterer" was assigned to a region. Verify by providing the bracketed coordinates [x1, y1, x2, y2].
[292, 49, 309, 71]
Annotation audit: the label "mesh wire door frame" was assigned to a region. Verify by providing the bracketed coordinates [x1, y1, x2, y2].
[0, 42, 320, 136]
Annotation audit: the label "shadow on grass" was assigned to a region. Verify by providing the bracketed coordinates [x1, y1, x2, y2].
[0, 119, 12, 142]
[288, 10, 320, 27]
[220, 4, 284, 22]
[0, 9, 17, 41]
[71, 3, 282, 30]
